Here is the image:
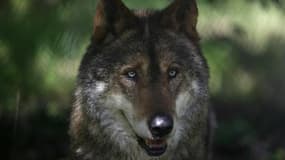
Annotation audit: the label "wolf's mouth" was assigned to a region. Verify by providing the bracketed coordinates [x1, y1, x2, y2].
[137, 136, 167, 156]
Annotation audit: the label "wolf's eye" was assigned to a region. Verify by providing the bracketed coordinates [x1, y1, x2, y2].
[168, 69, 178, 79]
[126, 71, 137, 79]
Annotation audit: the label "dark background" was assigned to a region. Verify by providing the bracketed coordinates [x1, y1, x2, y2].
[1, 0, 285, 159]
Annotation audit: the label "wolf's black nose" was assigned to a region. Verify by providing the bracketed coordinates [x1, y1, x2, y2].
[148, 113, 173, 138]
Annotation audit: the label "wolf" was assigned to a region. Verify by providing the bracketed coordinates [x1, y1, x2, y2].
[69, 0, 213, 159]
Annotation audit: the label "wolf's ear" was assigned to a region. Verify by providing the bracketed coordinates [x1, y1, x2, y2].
[93, 0, 137, 43]
[160, 0, 199, 41]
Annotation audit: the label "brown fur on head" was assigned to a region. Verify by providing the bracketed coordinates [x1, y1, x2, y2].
[70, 0, 210, 159]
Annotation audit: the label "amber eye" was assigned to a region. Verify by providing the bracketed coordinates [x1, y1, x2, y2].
[126, 71, 137, 79]
[168, 69, 178, 79]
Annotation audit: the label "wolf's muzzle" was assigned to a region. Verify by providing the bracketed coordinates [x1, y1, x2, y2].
[137, 113, 173, 156]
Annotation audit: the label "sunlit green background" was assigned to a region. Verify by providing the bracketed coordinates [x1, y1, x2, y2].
[1, 0, 285, 160]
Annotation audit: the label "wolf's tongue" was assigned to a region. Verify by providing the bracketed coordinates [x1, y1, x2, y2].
[145, 139, 166, 148]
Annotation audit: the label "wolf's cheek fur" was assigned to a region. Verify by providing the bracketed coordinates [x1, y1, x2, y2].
[90, 79, 152, 140]
[105, 94, 152, 139]
[175, 91, 192, 117]
[175, 80, 200, 117]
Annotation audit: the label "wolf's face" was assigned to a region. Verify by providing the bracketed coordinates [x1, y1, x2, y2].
[73, 0, 209, 159]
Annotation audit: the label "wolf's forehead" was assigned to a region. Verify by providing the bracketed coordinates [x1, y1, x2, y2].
[125, 33, 191, 65]
[104, 23, 196, 69]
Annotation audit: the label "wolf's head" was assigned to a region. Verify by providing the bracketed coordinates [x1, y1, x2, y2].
[72, 0, 209, 159]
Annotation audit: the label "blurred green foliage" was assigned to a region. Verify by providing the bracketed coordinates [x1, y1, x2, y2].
[0, 0, 284, 160]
